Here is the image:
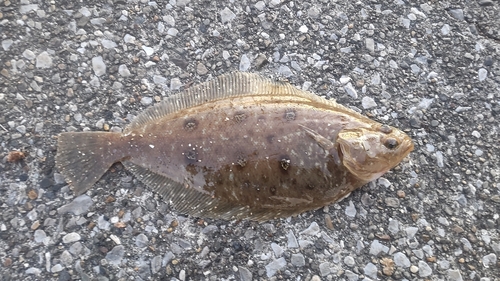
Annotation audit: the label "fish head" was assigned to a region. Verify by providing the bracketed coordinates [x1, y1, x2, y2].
[337, 124, 413, 182]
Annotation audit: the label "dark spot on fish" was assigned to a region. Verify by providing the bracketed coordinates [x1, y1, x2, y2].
[236, 153, 247, 167]
[384, 138, 399, 149]
[266, 134, 275, 144]
[185, 163, 197, 175]
[184, 149, 198, 163]
[234, 111, 247, 123]
[270, 186, 277, 195]
[284, 108, 296, 121]
[380, 125, 393, 134]
[280, 156, 291, 171]
[184, 118, 198, 131]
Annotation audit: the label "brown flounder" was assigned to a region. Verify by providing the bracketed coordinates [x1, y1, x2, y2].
[56, 72, 413, 221]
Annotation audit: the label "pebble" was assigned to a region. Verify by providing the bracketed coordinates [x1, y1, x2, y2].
[16, 125, 26, 134]
[141, 97, 153, 105]
[92, 56, 106, 76]
[385, 197, 399, 207]
[239, 54, 251, 71]
[69, 242, 83, 256]
[410, 265, 419, 273]
[60, 250, 73, 266]
[364, 262, 378, 279]
[265, 257, 286, 277]
[441, 24, 451, 35]
[447, 269, 463, 281]
[170, 78, 182, 90]
[361, 96, 377, 109]
[197, 63, 208, 75]
[220, 7, 236, 23]
[365, 38, 375, 53]
[388, 219, 399, 234]
[418, 261, 432, 277]
[478, 68, 487, 81]
[278, 65, 293, 77]
[344, 83, 358, 99]
[57, 195, 93, 215]
[448, 9, 464, 20]
[255, 1, 266, 11]
[287, 230, 298, 248]
[19, 4, 39, 14]
[106, 245, 125, 265]
[482, 253, 497, 268]
[300, 222, 320, 236]
[271, 243, 283, 257]
[435, 151, 444, 167]
[51, 264, 63, 273]
[101, 39, 117, 49]
[298, 25, 308, 33]
[98, 215, 110, 230]
[34, 229, 47, 243]
[369, 240, 389, 256]
[124, 34, 136, 43]
[62, 232, 81, 243]
[153, 75, 167, 85]
[319, 262, 331, 276]
[291, 254, 305, 267]
[23, 49, 36, 60]
[2, 39, 13, 51]
[26, 268, 42, 275]
[393, 252, 411, 267]
[151, 255, 162, 274]
[142, 46, 154, 56]
[344, 256, 355, 267]
[135, 233, 149, 248]
[36, 51, 53, 68]
[238, 266, 253, 281]
[345, 200, 357, 217]
[167, 28, 178, 36]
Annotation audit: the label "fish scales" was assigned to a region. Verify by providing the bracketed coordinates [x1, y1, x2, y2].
[56, 72, 413, 221]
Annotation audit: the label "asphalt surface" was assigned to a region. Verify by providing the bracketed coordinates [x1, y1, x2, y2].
[1, 0, 499, 280]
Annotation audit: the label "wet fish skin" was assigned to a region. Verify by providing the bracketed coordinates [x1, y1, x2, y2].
[56, 72, 413, 221]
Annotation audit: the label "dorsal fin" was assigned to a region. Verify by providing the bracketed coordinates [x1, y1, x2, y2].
[125, 72, 369, 133]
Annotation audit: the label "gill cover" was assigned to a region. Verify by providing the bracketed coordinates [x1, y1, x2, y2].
[337, 125, 413, 182]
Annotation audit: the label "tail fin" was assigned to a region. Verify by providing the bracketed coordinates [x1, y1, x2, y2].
[56, 132, 123, 195]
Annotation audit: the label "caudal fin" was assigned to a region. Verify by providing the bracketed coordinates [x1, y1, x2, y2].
[55, 132, 123, 195]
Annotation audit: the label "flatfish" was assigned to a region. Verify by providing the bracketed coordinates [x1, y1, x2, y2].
[56, 72, 413, 221]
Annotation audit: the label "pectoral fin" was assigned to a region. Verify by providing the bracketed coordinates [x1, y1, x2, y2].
[299, 124, 341, 165]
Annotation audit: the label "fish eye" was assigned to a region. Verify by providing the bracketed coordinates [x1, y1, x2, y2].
[380, 125, 393, 134]
[384, 138, 399, 149]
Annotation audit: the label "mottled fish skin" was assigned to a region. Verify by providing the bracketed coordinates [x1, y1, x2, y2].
[56, 72, 413, 222]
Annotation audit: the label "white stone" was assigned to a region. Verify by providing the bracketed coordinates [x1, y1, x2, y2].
[345, 200, 357, 217]
[361, 96, 377, 109]
[478, 68, 487, 81]
[220, 7, 236, 23]
[344, 82, 357, 99]
[118, 64, 131, 77]
[298, 25, 308, 33]
[265, 257, 286, 278]
[62, 232, 81, 243]
[92, 56, 106, 76]
[36, 51, 53, 68]
[124, 34, 136, 43]
[393, 252, 411, 267]
[167, 28, 178, 36]
[239, 54, 251, 71]
[142, 46, 154, 56]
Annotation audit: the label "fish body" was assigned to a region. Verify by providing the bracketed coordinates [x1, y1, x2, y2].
[56, 72, 413, 221]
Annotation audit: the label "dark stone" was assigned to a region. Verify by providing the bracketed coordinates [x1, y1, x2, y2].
[19, 174, 29, 181]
